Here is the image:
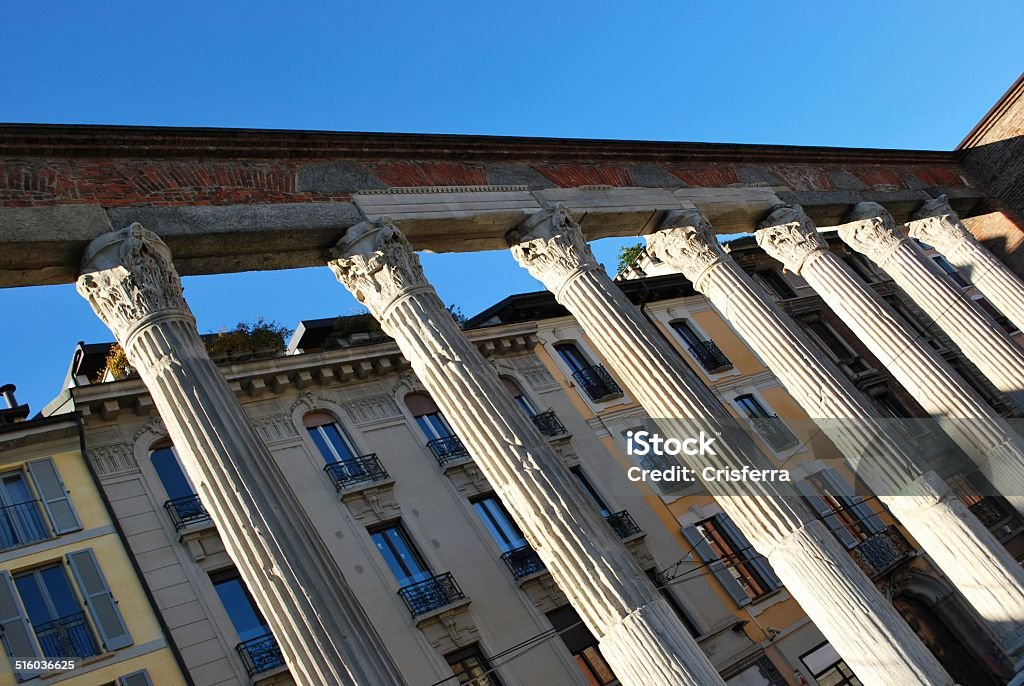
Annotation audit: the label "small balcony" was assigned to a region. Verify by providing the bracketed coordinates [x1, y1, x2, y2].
[531, 410, 568, 438]
[164, 494, 212, 531]
[571, 365, 623, 402]
[236, 631, 285, 677]
[850, 526, 914, 579]
[34, 612, 99, 660]
[426, 435, 471, 466]
[0, 500, 51, 551]
[750, 416, 799, 452]
[398, 572, 467, 617]
[605, 510, 643, 540]
[968, 497, 1013, 528]
[501, 545, 547, 580]
[323, 454, 389, 491]
[688, 340, 733, 373]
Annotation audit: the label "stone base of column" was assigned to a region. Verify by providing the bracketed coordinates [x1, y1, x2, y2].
[599, 600, 721, 686]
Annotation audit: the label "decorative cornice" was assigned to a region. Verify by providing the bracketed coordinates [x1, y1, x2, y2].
[755, 205, 828, 274]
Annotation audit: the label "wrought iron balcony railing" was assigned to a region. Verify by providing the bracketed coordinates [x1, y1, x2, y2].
[850, 526, 913, 579]
[164, 494, 212, 531]
[530, 410, 568, 438]
[605, 510, 643, 539]
[688, 340, 733, 373]
[501, 545, 546, 579]
[323, 453, 389, 491]
[398, 572, 466, 617]
[34, 612, 99, 659]
[0, 499, 51, 551]
[426, 435, 471, 466]
[571, 365, 623, 402]
[236, 631, 285, 676]
[968, 497, 1013, 528]
[750, 416, 799, 452]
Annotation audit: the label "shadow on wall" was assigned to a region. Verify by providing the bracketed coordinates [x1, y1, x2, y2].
[960, 134, 1024, 279]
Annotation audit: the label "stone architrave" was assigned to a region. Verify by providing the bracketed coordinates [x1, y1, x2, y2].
[756, 206, 1024, 517]
[647, 211, 1024, 673]
[908, 195, 1024, 336]
[837, 201, 1024, 405]
[508, 206, 952, 686]
[328, 219, 725, 686]
[76, 224, 407, 686]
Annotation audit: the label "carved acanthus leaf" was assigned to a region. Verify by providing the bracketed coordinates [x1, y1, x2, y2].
[755, 206, 828, 274]
[507, 204, 598, 288]
[647, 209, 726, 288]
[76, 224, 189, 343]
[907, 195, 973, 252]
[328, 218, 430, 321]
[836, 203, 906, 266]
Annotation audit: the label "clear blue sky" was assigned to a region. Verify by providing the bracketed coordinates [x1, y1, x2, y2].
[2, 1, 1022, 413]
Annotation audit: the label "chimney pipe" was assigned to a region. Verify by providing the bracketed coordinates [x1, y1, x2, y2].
[0, 384, 17, 409]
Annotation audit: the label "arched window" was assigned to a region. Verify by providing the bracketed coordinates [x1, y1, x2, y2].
[501, 377, 538, 416]
[405, 392, 455, 440]
[150, 443, 194, 501]
[303, 412, 359, 465]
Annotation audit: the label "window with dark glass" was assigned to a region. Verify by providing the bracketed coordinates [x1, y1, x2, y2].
[571, 468, 611, 517]
[14, 564, 99, 659]
[211, 569, 270, 643]
[0, 471, 50, 549]
[406, 393, 456, 440]
[670, 320, 702, 348]
[931, 255, 970, 288]
[369, 523, 432, 586]
[554, 343, 591, 373]
[757, 269, 796, 299]
[547, 606, 620, 686]
[798, 469, 882, 548]
[472, 496, 527, 553]
[501, 377, 539, 416]
[304, 412, 359, 464]
[843, 254, 876, 283]
[804, 320, 868, 374]
[446, 644, 504, 686]
[685, 514, 781, 603]
[974, 296, 1019, 334]
[150, 445, 195, 501]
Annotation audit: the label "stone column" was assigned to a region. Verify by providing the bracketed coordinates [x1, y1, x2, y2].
[328, 219, 724, 686]
[756, 206, 1024, 517]
[837, 202, 1024, 405]
[76, 225, 407, 686]
[908, 196, 1024, 336]
[648, 211, 1024, 672]
[508, 207, 952, 686]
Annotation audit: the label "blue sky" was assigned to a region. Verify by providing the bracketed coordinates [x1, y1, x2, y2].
[2, 1, 1022, 412]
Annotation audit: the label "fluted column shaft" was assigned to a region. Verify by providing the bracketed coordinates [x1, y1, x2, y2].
[328, 219, 723, 686]
[756, 207, 1024, 518]
[648, 212, 1024, 665]
[909, 196, 1024, 336]
[837, 202, 1024, 404]
[508, 207, 952, 686]
[76, 225, 407, 686]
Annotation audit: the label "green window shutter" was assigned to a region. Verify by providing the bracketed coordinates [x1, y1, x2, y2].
[681, 524, 750, 607]
[26, 457, 81, 534]
[0, 571, 41, 680]
[119, 670, 154, 686]
[65, 549, 132, 650]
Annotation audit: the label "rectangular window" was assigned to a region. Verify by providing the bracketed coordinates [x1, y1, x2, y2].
[801, 642, 862, 686]
[804, 320, 869, 374]
[670, 320, 702, 347]
[416, 412, 456, 441]
[843, 254, 877, 283]
[684, 514, 781, 604]
[974, 297, 1019, 334]
[798, 469, 882, 549]
[734, 395, 798, 452]
[757, 270, 796, 299]
[554, 343, 591, 373]
[547, 606, 620, 685]
[211, 570, 269, 643]
[571, 468, 611, 517]
[370, 523, 432, 586]
[931, 255, 970, 288]
[472, 496, 527, 553]
[446, 644, 504, 686]
[15, 564, 100, 660]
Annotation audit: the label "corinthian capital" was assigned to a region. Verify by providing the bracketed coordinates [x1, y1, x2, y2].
[646, 209, 726, 288]
[76, 224, 189, 343]
[328, 217, 429, 318]
[755, 205, 828, 274]
[835, 202, 907, 266]
[507, 205, 598, 290]
[907, 195, 974, 252]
